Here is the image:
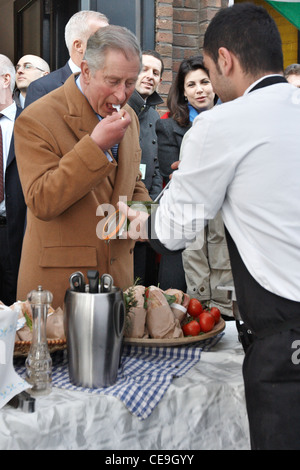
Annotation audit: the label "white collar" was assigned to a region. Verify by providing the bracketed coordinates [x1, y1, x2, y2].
[68, 58, 81, 74]
[0, 101, 17, 121]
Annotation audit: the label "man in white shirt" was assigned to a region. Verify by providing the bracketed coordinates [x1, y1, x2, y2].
[25, 10, 108, 106]
[119, 3, 300, 450]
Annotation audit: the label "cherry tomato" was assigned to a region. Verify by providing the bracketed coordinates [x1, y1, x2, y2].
[198, 311, 215, 333]
[187, 298, 203, 317]
[209, 307, 221, 324]
[182, 319, 201, 336]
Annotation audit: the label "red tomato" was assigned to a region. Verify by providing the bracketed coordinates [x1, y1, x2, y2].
[187, 298, 203, 317]
[209, 307, 221, 324]
[198, 311, 215, 333]
[182, 320, 201, 337]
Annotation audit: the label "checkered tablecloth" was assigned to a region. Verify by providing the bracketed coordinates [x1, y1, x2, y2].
[15, 333, 224, 420]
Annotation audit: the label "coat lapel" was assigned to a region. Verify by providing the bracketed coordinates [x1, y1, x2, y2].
[6, 106, 22, 169]
[63, 74, 99, 139]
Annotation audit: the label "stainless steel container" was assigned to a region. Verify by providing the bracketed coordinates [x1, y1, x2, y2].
[64, 286, 125, 388]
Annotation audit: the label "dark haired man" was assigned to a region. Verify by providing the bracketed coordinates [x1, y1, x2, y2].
[128, 50, 164, 285]
[119, 3, 300, 449]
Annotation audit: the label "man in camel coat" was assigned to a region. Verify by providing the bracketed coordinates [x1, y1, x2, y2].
[14, 26, 150, 309]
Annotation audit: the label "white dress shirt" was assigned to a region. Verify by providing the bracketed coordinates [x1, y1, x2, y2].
[0, 101, 16, 216]
[154, 77, 300, 301]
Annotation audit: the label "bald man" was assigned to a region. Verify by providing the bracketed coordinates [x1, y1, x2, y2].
[14, 54, 50, 108]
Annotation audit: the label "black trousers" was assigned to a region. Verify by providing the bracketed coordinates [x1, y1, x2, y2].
[0, 224, 18, 306]
[134, 241, 158, 286]
[226, 229, 300, 450]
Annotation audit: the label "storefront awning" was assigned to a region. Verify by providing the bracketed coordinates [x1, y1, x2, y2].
[265, 0, 300, 29]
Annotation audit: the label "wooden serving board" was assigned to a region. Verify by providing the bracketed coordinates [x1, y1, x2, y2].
[123, 317, 226, 347]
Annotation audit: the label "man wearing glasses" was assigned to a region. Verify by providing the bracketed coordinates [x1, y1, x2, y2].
[14, 55, 50, 108]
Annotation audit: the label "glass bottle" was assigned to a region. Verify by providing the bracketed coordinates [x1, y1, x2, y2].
[25, 285, 53, 395]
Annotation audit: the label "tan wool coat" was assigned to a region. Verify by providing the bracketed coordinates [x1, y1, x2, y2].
[14, 74, 151, 309]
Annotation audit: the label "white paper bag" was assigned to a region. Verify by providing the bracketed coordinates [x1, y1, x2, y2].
[0, 304, 30, 409]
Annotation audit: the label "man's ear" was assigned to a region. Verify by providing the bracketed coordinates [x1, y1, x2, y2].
[2, 73, 11, 90]
[217, 47, 234, 76]
[74, 39, 84, 55]
[80, 60, 91, 83]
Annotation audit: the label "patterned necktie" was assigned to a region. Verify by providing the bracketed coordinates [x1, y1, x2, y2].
[111, 143, 118, 162]
[0, 115, 3, 203]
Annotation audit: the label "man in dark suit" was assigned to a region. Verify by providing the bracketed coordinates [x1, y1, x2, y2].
[25, 10, 109, 107]
[0, 55, 26, 306]
[128, 50, 164, 286]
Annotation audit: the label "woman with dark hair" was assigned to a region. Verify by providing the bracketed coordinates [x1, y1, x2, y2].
[157, 55, 217, 184]
[155, 55, 232, 317]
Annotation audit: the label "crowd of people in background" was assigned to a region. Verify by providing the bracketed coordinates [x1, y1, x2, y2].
[1, 4, 300, 450]
[0, 8, 258, 317]
[1, 7, 299, 311]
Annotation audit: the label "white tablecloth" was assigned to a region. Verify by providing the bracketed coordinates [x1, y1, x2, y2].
[0, 321, 250, 450]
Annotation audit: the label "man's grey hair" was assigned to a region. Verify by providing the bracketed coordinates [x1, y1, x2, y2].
[0, 54, 15, 93]
[84, 25, 142, 74]
[64, 10, 109, 54]
[284, 63, 300, 78]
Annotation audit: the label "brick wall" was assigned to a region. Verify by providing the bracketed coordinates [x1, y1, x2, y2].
[155, 0, 228, 112]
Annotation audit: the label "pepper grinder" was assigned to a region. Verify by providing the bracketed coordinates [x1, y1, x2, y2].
[25, 285, 53, 395]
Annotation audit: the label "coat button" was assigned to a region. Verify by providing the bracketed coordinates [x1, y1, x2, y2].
[152, 139, 156, 144]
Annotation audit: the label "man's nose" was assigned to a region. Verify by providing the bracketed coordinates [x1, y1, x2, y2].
[114, 83, 127, 102]
[145, 69, 154, 80]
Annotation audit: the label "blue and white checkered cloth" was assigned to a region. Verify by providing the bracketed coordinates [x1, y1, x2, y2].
[15, 333, 224, 420]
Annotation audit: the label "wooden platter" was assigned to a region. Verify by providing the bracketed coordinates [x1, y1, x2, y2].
[123, 317, 226, 347]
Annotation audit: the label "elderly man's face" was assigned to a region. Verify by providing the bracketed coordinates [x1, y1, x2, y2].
[81, 49, 140, 117]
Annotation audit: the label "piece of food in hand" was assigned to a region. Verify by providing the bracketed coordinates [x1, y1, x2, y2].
[146, 286, 183, 339]
[198, 311, 215, 333]
[124, 284, 148, 338]
[182, 318, 201, 337]
[187, 298, 203, 317]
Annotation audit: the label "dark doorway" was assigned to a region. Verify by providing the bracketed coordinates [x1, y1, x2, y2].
[14, 0, 79, 70]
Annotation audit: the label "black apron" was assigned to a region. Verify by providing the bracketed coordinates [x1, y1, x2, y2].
[225, 77, 300, 449]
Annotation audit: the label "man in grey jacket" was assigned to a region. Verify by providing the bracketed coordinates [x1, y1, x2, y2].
[128, 50, 164, 285]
